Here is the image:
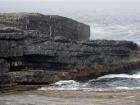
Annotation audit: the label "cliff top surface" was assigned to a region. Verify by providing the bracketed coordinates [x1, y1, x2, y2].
[0, 12, 44, 18]
[0, 12, 87, 25]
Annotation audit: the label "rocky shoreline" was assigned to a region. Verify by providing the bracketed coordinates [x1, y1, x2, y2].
[0, 13, 140, 87]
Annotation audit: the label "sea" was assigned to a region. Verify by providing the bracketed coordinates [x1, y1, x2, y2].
[38, 70, 140, 91]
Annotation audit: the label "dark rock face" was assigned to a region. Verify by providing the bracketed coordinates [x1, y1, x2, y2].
[0, 13, 140, 85]
[0, 59, 10, 73]
[0, 13, 90, 41]
[23, 40, 135, 70]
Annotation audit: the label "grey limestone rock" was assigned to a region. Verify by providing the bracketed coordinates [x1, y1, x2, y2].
[0, 13, 139, 85]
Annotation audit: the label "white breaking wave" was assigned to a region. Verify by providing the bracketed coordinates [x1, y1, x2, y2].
[97, 72, 140, 80]
[51, 80, 79, 85]
[38, 72, 140, 91]
[38, 80, 80, 91]
[39, 87, 80, 91]
[115, 87, 140, 90]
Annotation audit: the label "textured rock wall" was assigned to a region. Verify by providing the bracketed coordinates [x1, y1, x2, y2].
[0, 13, 139, 85]
[0, 13, 90, 41]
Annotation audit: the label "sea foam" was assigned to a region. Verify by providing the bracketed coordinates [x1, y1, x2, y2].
[97, 72, 140, 80]
[38, 72, 140, 91]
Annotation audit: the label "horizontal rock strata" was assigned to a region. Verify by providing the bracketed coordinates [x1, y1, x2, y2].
[0, 13, 140, 86]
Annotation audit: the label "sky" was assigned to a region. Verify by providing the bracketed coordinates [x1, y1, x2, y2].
[0, 0, 139, 15]
[0, 0, 140, 27]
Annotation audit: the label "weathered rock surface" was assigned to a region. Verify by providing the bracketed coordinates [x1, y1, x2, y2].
[0, 13, 140, 86]
[0, 13, 90, 41]
[0, 59, 10, 73]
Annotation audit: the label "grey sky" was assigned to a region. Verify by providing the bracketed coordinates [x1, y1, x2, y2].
[0, 0, 139, 13]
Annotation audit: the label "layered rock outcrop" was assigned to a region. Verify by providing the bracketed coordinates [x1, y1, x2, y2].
[0, 13, 90, 41]
[0, 13, 140, 86]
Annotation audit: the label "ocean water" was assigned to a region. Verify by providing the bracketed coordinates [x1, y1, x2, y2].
[90, 23, 140, 44]
[80, 13, 140, 44]
[39, 71, 140, 91]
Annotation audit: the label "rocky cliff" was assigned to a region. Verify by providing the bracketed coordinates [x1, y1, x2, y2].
[0, 13, 140, 86]
[0, 13, 90, 41]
